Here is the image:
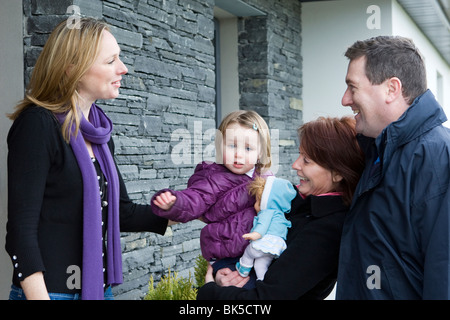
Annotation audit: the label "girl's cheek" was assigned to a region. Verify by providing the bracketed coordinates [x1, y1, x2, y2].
[248, 153, 259, 165]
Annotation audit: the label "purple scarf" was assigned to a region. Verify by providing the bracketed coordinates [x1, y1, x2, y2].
[56, 104, 122, 299]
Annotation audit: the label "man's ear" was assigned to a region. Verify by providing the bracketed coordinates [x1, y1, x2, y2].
[385, 77, 403, 104]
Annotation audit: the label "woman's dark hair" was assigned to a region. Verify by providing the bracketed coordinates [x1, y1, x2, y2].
[298, 116, 365, 206]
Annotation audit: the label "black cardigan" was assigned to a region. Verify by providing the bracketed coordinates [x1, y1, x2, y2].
[197, 190, 348, 300]
[6, 106, 168, 294]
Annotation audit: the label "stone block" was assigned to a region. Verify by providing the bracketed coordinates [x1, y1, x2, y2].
[110, 25, 143, 49]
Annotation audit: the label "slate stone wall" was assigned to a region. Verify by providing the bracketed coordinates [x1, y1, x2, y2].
[22, 0, 302, 299]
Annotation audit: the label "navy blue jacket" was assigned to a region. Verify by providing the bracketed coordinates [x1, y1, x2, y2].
[337, 90, 450, 299]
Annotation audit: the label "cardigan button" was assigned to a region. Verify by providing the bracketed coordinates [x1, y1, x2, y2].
[102, 201, 108, 207]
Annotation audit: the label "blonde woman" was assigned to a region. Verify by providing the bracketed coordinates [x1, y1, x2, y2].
[6, 17, 169, 300]
[152, 110, 273, 264]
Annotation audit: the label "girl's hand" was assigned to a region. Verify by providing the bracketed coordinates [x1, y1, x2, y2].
[153, 191, 177, 210]
[242, 231, 261, 241]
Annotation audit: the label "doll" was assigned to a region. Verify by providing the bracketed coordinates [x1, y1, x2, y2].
[236, 175, 297, 280]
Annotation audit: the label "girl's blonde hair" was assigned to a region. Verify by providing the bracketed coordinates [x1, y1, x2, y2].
[216, 110, 271, 173]
[8, 17, 110, 142]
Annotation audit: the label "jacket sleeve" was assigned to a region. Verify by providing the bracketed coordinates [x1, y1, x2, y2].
[197, 208, 345, 300]
[150, 164, 218, 223]
[412, 140, 450, 299]
[5, 109, 54, 281]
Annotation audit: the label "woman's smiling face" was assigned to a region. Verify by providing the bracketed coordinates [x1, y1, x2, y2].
[291, 147, 342, 196]
[77, 30, 128, 105]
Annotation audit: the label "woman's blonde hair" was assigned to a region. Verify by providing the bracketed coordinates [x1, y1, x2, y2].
[216, 110, 271, 174]
[8, 17, 110, 142]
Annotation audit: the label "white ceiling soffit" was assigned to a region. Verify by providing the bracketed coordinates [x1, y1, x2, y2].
[397, 0, 450, 65]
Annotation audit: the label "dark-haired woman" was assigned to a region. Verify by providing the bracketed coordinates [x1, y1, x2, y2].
[197, 116, 364, 300]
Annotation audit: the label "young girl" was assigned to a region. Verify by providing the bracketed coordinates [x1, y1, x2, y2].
[151, 110, 272, 262]
[236, 176, 297, 281]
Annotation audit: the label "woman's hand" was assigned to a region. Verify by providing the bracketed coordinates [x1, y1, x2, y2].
[205, 265, 249, 288]
[205, 264, 215, 284]
[21, 272, 50, 300]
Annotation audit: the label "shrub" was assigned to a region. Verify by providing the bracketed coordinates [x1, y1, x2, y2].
[194, 255, 208, 288]
[144, 255, 209, 300]
[144, 269, 197, 300]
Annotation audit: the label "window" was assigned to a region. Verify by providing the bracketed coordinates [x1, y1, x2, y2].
[437, 70, 443, 105]
[213, 8, 239, 127]
[213, 1, 265, 127]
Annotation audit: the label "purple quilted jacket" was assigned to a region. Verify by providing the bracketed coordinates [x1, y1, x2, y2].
[151, 161, 271, 261]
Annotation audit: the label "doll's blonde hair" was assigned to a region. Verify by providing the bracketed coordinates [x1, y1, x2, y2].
[216, 110, 271, 174]
[247, 176, 267, 203]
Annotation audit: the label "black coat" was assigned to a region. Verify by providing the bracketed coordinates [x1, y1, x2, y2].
[197, 189, 348, 300]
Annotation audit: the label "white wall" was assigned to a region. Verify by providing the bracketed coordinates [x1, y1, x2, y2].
[302, 0, 392, 123]
[302, 0, 450, 127]
[0, 0, 24, 299]
[391, 0, 450, 127]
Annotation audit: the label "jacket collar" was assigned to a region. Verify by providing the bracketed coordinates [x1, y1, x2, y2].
[376, 90, 446, 159]
[353, 90, 446, 202]
[291, 189, 348, 219]
[310, 195, 347, 218]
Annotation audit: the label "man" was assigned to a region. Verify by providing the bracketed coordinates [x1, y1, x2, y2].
[336, 36, 450, 299]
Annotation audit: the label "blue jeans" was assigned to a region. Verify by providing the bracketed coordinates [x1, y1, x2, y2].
[9, 285, 114, 300]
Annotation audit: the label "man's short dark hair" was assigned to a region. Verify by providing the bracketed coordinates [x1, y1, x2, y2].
[345, 36, 427, 105]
